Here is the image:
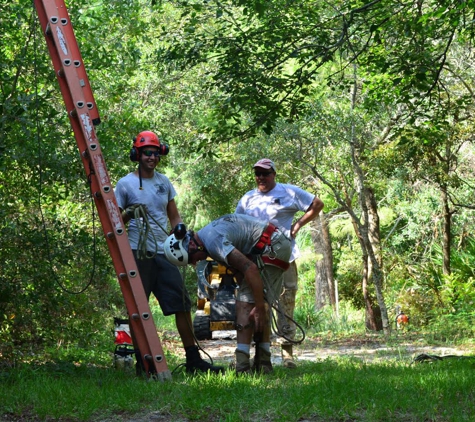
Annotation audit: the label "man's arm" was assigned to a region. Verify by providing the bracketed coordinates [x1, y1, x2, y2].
[235, 197, 245, 214]
[166, 199, 182, 228]
[120, 207, 130, 224]
[120, 203, 150, 225]
[227, 248, 267, 332]
[290, 196, 324, 238]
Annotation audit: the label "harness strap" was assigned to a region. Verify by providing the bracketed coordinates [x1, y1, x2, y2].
[260, 255, 290, 271]
[252, 223, 277, 254]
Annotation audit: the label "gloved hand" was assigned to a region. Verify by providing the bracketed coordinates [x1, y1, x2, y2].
[124, 204, 146, 217]
[171, 223, 187, 239]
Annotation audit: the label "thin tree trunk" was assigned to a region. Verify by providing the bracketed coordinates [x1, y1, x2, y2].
[352, 217, 383, 331]
[362, 254, 381, 331]
[313, 214, 335, 309]
[441, 187, 451, 275]
[355, 186, 388, 333]
[349, 67, 390, 334]
[321, 215, 335, 306]
[366, 187, 382, 268]
[365, 186, 384, 331]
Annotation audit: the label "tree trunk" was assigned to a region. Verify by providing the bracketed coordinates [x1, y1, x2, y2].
[356, 185, 388, 333]
[364, 186, 384, 331]
[321, 214, 336, 306]
[362, 255, 382, 331]
[348, 71, 390, 334]
[441, 187, 451, 275]
[366, 187, 382, 268]
[351, 215, 384, 332]
[313, 214, 335, 309]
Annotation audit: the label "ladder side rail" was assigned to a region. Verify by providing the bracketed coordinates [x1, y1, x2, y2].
[34, 0, 171, 380]
[49, 1, 100, 125]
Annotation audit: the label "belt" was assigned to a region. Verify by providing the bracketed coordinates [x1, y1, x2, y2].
[260, 255, 290, 271]
[251, 223, 278, 254]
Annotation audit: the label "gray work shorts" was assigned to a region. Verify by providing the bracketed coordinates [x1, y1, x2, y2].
[237, 229, 291, 305]
[132, 251, 191, 315]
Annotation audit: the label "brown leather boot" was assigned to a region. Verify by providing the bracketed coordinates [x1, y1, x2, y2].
[235, 349, 252, 375]
[281, 343, 297, 369]
[252, 348, 273, 374]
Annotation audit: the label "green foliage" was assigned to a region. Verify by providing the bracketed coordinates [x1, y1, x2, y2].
[385, 237, 475, 330]
[390, 283, 439, 327]
[331, 245, 367, 310]
[160, 0, 475, 144]
[168, 148, 247, 227]
[427, 311, 475, 343]
[432, 238, 475, 314]
[0, 51, 126, 360]
[3, 0, 475, 366]
[294, 301, 366, 337]
[440, 275, 475, 314]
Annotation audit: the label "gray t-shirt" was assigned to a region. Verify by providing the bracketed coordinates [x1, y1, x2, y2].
[115, 172, 176, 253]
[197, 214, 268, 265]
[235, 183, 314, 261]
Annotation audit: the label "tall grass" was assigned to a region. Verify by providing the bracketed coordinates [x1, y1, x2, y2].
[294, 298, 366, 338]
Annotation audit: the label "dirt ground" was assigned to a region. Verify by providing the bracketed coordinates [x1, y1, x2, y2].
[194, 330, 469, 366]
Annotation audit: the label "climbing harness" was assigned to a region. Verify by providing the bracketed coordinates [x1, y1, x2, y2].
[251, 223, 278, 254]
[260, 255, 290, 271]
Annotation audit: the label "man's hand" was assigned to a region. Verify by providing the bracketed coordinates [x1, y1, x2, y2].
[290, 222, 300, 238]
[124, 204, 147, 217]
[170, 222, 187, 239]
[249, 303, 268, 333]
[227, 249, 267, 331]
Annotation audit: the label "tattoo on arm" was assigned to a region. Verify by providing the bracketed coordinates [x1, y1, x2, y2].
[241, 261, 253, 273]
[228, 249, 253, 274]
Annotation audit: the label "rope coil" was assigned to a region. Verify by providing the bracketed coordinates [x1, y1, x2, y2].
[128, 204, 168, 260]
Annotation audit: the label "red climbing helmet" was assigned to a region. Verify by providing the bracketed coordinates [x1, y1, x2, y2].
[130, 131, 169, 161]
[133, 131, 161, 149]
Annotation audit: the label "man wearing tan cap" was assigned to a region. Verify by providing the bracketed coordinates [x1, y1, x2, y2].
[236, 158, 324, 368]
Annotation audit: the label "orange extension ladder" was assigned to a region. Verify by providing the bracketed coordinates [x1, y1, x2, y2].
[34, 0, 171, 381]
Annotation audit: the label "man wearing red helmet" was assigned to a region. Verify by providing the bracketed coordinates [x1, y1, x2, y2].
[115, 131, 223, 375]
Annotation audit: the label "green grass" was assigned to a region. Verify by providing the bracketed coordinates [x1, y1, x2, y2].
[2, 303, 475, 421]
[1, 344, 475, 421]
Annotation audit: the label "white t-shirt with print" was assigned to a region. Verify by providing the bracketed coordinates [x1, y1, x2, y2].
[235, 183, 314, 261]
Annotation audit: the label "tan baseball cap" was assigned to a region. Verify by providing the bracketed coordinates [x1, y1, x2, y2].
[253, 158, 276, 172]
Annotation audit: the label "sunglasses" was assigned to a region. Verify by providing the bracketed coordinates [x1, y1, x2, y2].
[254, 171, 273, 177]
[142, 150, 160, 157]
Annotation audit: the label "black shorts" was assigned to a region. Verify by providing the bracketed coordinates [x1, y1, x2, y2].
[132, 251, 191, 315]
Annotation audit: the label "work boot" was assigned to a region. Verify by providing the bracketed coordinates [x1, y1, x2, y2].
[252, 347, 273, 374]
[234, 349, 252, 375]
[281, 343, 297, 369]
[185, 346, 224, 375]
